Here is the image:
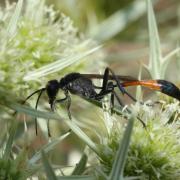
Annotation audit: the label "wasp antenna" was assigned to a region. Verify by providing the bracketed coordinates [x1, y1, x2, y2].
[34, 88, 45, 135]
[35, 88, 45, 110]
[24, 88, 46, 104]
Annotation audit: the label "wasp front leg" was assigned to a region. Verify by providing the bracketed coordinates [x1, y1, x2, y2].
[55, 91, 72, 120]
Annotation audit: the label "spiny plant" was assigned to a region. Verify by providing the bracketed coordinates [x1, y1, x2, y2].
[0, 0, 179, 179]
[38, 0, 180, 179]
[100, 101, 180, 180]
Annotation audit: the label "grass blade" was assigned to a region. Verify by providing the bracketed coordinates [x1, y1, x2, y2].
[146, 0, 162, 78]
[42, 150, 96, 180]
[136, 65, 143, 101]
[4, 120, 18, 159]
[23, 44, 102, 81]
[57, 175, 96, 180]
[124, 177, 142, 180]
[161, 47, 180, 77]
[29, 131, 70, 165]
[64, 119, 99, 155]
[41, 150, 58, 180]
[72, 153, 88, 175]
[108, 117, 134, 180]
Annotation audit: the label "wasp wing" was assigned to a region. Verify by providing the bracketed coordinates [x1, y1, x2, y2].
[80, 74, 138, 81]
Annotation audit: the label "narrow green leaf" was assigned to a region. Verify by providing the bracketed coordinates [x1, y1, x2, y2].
[64, 120, 99, 155]
[23, 44, 102, 81]
[4, 120, 18, 159]
[72, 153, 88, 175]
[41, 150, 58, 180]
[161, 47, 180, 77]
[124, 177, 142, 180]
[147, 0, 162, 78]
[109, 117, 134, 180]
[94, 166, 108, 179]
[29, 131, 70, 165]
[7, 0, 23, 37]
[136, 65, 143, 101]
[57, 175, 96, 180]
[10, 103, 60, 120]
[42, 149, 95, 180]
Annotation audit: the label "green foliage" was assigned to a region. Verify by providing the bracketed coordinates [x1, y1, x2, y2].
[0, 0, 179, 179]
[125, 105, 180, 179]
[0, 159, 24, 180]
[0, 118, 37, 180]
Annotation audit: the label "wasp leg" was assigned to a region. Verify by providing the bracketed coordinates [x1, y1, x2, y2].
[34, 89, 45, 136]
[66, 94, 72, 120]
[97, 67, 137, 102]
[48, 96, 68, 137]
[95, 76, 124, 109]
[113, 90, 146, 128]
[107, 67, 137, 102]
[54, 95, 72, 135]
[55, 92, 72, 120]
[95, 87, 146, 128]
[110, 92, 114, 115]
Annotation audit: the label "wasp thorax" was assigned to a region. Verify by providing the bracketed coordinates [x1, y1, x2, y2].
[46, 80, 59, 105]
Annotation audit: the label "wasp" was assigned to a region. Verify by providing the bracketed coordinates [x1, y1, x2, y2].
[24, 67, 180, 136]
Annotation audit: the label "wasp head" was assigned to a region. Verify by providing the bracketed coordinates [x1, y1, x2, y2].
[46, 80, 59, 109]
